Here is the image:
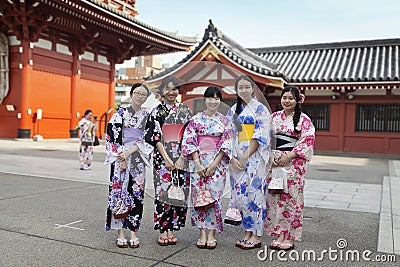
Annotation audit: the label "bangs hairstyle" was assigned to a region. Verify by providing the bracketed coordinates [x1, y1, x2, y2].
[204, 86, 222, 100]
[158, 75, 180, 95]
[130, 83, 149, 95]
[281, 85, 302, 133]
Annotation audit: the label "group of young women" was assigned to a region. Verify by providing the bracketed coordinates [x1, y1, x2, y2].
[104, 74, 315, 251]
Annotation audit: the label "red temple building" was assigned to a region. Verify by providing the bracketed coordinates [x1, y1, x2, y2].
[0, 0, 196, 138]
[147, 21, 400, 155]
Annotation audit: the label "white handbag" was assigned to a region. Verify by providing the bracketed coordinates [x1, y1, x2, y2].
[268, 167, 286, 194]
[167, 170, 185, 201]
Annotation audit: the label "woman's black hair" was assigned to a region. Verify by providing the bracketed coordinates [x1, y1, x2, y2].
[203, 86, 222, 100]
[233, 75, 256, 131]
[130, 83, 149, 95]
[158, 75, 180, 97]
[281, 86, 302, 133]
[84, 109, 92, 116]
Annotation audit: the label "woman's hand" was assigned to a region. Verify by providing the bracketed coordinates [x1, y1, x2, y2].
[119, 160, 127, 171]
[175, 156, 185, 170]
[165, 156, 175, 171]
[205, 163, 217, 177]
[195, 160, 206, 177]
[238, 155, 249, 171]
[271, 154, 279, 167]
[117, 151, 126, 161]
[277, 153, 291, 167]
[231, 157, 244, 172]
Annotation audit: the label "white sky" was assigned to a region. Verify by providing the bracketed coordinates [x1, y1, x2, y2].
[117, 0, 400, 68]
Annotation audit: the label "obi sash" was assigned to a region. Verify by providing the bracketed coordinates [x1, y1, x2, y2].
[238, 124, 255, 142]
[123, 128, 143, 144]
[198, 135, 221, 153]
[162, 123, 184, 143]
[275, 133, 298, 151]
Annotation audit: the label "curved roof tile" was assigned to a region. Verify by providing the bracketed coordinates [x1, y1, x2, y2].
[250, 38, 400, 83]
[147, 20, 287, 82]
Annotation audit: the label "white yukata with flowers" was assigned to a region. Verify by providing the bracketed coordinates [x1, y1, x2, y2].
[265, 110, 315, 241]
[226, 97, 271, 236]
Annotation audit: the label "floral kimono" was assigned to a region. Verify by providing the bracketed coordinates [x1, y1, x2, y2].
[226, 98, 271, 236]
[145, 101, 192, 233]
[105, 107, 153, 232]
[181, 111, 233, 233]
[265, 110, 315, 241]
[78, 117, 96, 170]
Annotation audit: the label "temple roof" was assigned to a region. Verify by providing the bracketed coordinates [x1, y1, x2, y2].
[147, 20, 287, 82]
[250, 39, 400, 83]
[87, 0, 197, 44]
[0, 0, 198, 63]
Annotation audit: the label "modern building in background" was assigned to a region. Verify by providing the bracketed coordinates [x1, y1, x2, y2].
[115, 55, 164, 106]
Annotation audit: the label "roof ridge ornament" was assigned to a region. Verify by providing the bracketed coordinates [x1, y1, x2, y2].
[208, 19, 216, 31]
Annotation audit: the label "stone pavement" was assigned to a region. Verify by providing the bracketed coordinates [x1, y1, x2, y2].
[0, 138, 399, 265]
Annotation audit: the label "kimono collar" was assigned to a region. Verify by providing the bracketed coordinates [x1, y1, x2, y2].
[162, 101, 180, 112]
[241, 96, 257, 110]
[201, 111, 220, 119]
[280, 109, 293, 120]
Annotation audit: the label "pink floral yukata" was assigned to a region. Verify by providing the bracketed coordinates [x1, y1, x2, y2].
[181, 111, 233, 233]
[265, 110, 315, 241]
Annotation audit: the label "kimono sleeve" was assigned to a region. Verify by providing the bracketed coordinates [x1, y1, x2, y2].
[252, 103, 271, 148]
[181, 118, 198, 158]
[104, 108, 124, 165]
[136, 113, 153, 166]
[226, 106, 239, 158]
[218, 116, 234, 160]
[293, 113, 315, 162]
[144, 106, 163, 147]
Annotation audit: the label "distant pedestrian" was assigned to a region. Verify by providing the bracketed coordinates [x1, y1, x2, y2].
[144, 75, 192, 246]
[105, 83, 153, 248]
[266, 86, 315, 251]
[226, 75, 272, 250]
[181, 86, 233, 249]
[78, 109, 96, 170]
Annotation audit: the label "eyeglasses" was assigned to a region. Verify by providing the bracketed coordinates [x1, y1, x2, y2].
[133, 92, 148, 97]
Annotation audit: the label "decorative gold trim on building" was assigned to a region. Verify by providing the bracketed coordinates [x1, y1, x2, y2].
[200, 44, 220, 61]
[267, 78, 284, 88]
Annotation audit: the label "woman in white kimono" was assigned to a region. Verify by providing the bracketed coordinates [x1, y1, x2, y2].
[226, 75, 271, 250]
[78, 109, 96, 170]
[105, 83, 153, 249]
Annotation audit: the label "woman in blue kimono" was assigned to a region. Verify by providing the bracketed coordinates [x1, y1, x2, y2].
[227, 75, 272, 250]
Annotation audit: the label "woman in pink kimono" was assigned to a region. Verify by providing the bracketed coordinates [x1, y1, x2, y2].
[266, 86, 315, 251]
[181, 86, 233, 250]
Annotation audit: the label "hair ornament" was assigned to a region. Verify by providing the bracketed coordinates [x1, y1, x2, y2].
[299, 93, 305, 104]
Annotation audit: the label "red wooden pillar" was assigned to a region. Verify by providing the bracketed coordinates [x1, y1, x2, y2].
[17, 40, 32, 138]
[69, 51, 81, 138]
[338, 98, 346, 151]
[109, 60, 116, 110]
